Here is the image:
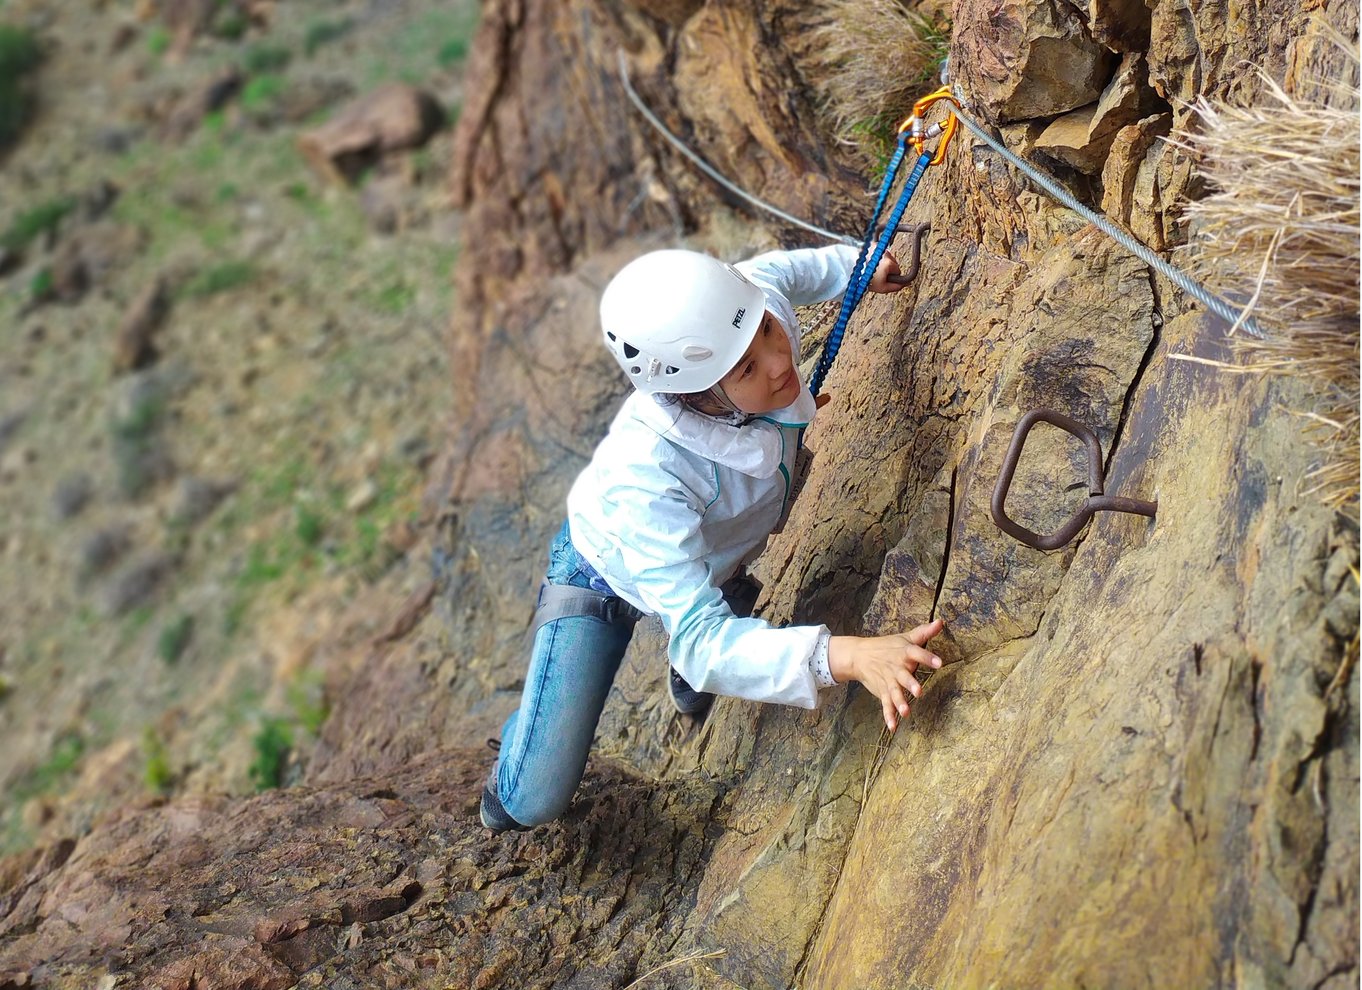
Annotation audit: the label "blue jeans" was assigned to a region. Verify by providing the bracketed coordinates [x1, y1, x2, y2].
[494, 522, 639, 827]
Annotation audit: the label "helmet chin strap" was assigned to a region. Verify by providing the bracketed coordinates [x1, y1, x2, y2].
[704, 381, 747, 419]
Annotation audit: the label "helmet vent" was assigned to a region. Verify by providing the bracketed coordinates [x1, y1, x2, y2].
[606, 332, 617, 342]
[622, 342, 640, 360]
[629, 366, 641, 375]
[665, 366, 679, 375]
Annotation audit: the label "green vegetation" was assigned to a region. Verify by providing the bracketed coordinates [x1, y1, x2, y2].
[124, 604, 156, 635]
[141, 727, 173, 793]
[157, 613, 194, 664]
[287, 670, 329, 736]
[437, 36, 468, 68]
[211, 5, 248, 41]
[180, 260, 256, 298]
[0, 22, 41, 145]
[244, 42, 291, 74]
[11, 734, 85, 806]
[370, 277, 417, 315]
[248, 715, 292, 790]
[110, 389, 165, 498]
[1, 196, 73, 252]
[146, 25, 171, 57]
[27, 265, 52, 301]
[0, 24, 41, 79]
[304, 17, 352, 56]
[295, 504, 325, 547]
[367, 5, 478, 85]
[240, 73, 285, 114]
[1, 732, 86, 853]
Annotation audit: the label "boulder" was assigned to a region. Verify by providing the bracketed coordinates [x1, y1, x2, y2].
[1100, 112, 1172, 229]
[161, 66, 242, 140]
[1089, 0, 1152, 52]
[953, 0, 1117, 123]
[49, 222, 144, 303]
[297, 85, 444, 186]
[112, 277, 167, 373]
[1034, 54, 1166, 173]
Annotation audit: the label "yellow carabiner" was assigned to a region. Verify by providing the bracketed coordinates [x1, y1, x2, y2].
[910, 85, 961, 166]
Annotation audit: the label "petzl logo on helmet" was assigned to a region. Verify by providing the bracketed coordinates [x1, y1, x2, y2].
[731, 307, 746, 328]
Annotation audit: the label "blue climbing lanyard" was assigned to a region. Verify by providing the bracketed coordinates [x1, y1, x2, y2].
[809, 87, 961, 397]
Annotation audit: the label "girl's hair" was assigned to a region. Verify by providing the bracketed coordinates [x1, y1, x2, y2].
[658, 388, 750, 424]
[661, 390, 719, 414]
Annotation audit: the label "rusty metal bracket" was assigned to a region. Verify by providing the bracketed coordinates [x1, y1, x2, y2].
[990, 409, 1157, 551]
[875, 221, 931, 285]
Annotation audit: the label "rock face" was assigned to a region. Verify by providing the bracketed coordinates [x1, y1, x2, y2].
[2, 1, 1357, 989]
[0, 750, 725, 989]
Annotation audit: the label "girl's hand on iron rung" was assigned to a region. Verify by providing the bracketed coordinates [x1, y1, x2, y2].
[868, 252, 905, 294]
[828, 619, 946, 732]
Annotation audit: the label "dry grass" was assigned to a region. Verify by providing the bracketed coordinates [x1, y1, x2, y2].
[806, 0, 949, 165]
[621, 949, 728, 989]
[1171, 45, 1360, 513]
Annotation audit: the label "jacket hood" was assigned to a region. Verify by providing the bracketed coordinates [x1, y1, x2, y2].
[626, 376, 815, 479]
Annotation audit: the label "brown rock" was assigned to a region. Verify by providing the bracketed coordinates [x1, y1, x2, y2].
[297, 85, 444, 185]
[1100, 113, 1172, 228]
[112, 277, 167, 372]
[625, 0, 703, 26]
[49, 222, 144, 302]
[1090, 0, 1152, 52]
[162, 66, 242, 140]
[272, 77, 353, 126]
[953, 0, 1117, 123]
[0, 750, 724, 989]
[158, 0, 215, 58]
[358, 174, 406, 234]
[1035, 53, 1164, 173]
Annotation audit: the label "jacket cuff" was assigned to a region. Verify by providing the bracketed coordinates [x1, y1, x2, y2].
[809, 629, 837, 689]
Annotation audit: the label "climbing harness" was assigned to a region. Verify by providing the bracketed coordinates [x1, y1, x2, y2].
[809, 86, 961, 396]
[991, 409, 1158, 550]
[533, 583, 643, 634]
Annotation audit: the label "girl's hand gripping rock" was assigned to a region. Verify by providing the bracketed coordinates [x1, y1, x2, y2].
[829, 619, 946, 732]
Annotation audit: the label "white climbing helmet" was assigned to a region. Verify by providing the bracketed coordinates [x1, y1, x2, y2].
[599, 249, 766, 395]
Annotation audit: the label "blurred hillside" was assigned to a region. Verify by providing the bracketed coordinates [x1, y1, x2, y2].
[0, 0, 475, 852]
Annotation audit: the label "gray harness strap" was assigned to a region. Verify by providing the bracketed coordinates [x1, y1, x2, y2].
[533, 582, 644, 634]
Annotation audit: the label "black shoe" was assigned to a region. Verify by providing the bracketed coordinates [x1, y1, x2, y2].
[479, 778, 528, 832]
[669, 667, 714, 716]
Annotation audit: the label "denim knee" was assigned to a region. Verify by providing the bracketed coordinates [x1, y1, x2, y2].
[499, 768, 580, 827]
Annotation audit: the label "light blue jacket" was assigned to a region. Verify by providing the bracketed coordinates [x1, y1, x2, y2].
[566, 245, 858, 708]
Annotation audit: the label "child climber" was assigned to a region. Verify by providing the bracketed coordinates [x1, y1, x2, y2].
[481, 244, 947, 831]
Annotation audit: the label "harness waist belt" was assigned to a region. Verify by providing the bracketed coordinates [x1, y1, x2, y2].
[533, 583, 645, 634]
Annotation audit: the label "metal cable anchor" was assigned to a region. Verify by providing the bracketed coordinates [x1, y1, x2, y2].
[990, 409, 1157, 551]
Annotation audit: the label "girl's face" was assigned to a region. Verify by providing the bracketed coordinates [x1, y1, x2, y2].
[717, 311, 801, 414]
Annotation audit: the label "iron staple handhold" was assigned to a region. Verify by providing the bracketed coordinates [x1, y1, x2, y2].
[990, 409, 1157, 551]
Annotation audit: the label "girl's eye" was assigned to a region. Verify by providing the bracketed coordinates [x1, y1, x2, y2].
[742, 362, 754, 378]
[762, 321, 771, 336]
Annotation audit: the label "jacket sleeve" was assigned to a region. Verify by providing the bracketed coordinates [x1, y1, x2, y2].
[738, 245, 859, 308]
[609, 485, 830, 710]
